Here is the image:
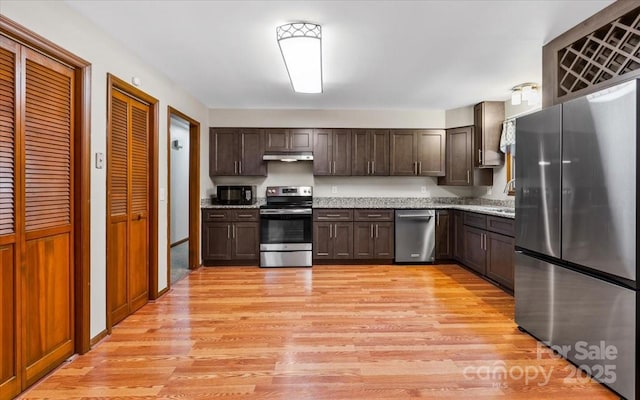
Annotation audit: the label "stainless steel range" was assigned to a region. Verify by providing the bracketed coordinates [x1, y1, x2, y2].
[259, 186, 313, 268]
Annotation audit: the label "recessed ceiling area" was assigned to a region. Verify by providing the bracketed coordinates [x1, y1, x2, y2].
[66, 0, 613, 110]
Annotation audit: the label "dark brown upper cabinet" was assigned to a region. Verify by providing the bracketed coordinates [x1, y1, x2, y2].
[474, 101, 505, 168]
[390, 129, 445, 176]
[438, 126, 492, 186]
[209, 128, 266, 176]
[313, 129, 352, 176]
[265, 128, 313, 152]
[352, 129, 390, 176]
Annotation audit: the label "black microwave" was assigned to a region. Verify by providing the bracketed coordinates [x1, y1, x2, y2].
[215, 185, 256, 205]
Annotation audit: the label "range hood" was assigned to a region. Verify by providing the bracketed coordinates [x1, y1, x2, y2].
[263, 152, 313, 162]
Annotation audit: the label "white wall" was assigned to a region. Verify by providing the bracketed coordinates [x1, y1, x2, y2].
[207, 108, 477, 199]
[445, 105, 474, 128]
[170, 117, 190, 244]
[1, 1, 209, 339]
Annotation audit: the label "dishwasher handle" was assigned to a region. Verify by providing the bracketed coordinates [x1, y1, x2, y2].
[395, 210, 436, 219]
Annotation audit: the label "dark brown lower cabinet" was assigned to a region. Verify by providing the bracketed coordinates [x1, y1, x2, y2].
[435, 210, 452, 260]
[202, 209, 259, 264]
[353, 222, 394, 259]
[486, 232, 515, 290]
[313, 221, 353, 259]
[453, 211, 464, 261]
[463, 225, 487, 275]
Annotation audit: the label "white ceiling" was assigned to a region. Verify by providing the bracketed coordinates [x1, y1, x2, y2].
[66, 0, 613, 110]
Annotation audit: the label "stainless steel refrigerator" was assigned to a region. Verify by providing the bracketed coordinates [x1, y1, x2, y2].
[515, 80, 637, 400]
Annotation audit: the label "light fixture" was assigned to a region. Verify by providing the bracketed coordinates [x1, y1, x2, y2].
[511, 83, 539, 106]
[276, 22, 322, 94]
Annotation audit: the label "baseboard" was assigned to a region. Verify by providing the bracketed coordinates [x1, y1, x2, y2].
[157, 286, 170, 298]
[90, 329, 108, 347]
[170, 237, 189, 247]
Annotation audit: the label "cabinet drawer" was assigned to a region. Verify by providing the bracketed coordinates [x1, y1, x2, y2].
[203, 209, 231, 222]
[231, 209, 259, 221]
[354, 209, 394, 221]
[314, 209, 353, 221]
[463, 212, 487, 229]
[486, 215, 514, 237]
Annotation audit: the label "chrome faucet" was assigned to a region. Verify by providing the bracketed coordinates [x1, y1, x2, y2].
[504, 178, 516, 193]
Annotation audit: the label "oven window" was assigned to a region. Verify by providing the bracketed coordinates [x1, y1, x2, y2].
[261, 217, 312, 244]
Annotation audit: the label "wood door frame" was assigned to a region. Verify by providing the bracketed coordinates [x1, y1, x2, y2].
[106, 73, 159, 334]
[166, 106, 201, 290]
[0, 16, 92, 355]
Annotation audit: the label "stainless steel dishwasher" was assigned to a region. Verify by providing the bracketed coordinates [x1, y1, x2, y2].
[394, 209, 436, 263]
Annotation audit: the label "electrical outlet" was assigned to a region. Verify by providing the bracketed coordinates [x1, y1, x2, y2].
[487, 188, 493, 196]
[331, 186, 338, 194]
[420, 186, 427, 193]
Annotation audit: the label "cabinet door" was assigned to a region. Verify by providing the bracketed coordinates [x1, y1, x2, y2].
[264, 128, 288, 152]
[486, 232, 515, 290]
[447, 127, 473, 185]
[435, 211, 452, 260]
[373, 222, 394, 259]
[351, 129, 369, 175]
[232, 222, 259, 260]
[239, 129, 266, 176]
[416, 129, 445, 176]
[332, 129, 351, 175]
[390, 130, 416, 175]
[473, 103, 483, 167]
[313, 222, 333, 259]
[453, 211, 464, 261]
[313, 129, 332, 175]
[289, 128, 314, 152]
[202, 222, 232, 260]
[210, 128, 238, 176]
[353, 222, 374, 258]
[474, 102, 504, 167]
[332, 223, 354, 259]
[370, 129, 390, 175]
[463, 225, 486, 275]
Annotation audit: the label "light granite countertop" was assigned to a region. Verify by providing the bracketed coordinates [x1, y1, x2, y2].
[201, 197, 515, 218]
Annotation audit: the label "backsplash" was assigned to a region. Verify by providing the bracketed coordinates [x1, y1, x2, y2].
[201, 196, 514, 208]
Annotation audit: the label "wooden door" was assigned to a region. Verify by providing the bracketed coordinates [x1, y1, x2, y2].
[370, 130, 389, 175]
[21, 48, 75, 387]
[463, 226, 486, 275]
[447, 127, 473, 185]
[313, 222, 332, 259]
[108, 90, 150, 326]
[232, 222, 259, 260]
[209, 128, 238, 176]
[0, 36, 19, 399]
[351, 129, 368, 176]
[239, 129, 265, 176]
[332, 223, 353, 259]
[390, 130, 416, 175]
[312, 129, 331, 175]
[353, 222, 374, 258]
[435, 211, 451, 259]
[486, 232, 515, 290]
[288, 128, 313, 152]
[264, 128, 288, 152]
[332, 129, 351, 176]
[202, 222, 231, 261]
[373, 222, 394, 259]
[416, 130, 445, 176]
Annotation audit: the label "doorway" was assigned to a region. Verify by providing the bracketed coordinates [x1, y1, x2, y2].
[167, 107, 200, 286]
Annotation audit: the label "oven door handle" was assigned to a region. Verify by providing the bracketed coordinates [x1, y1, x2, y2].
[260, 208, 312, 215]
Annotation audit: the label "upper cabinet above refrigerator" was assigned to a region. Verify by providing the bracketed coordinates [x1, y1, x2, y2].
[562, 80, 638, 282]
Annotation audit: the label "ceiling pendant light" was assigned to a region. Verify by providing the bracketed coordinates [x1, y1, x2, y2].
[276, 22, 322, 94]
[511, 82, 540, 106]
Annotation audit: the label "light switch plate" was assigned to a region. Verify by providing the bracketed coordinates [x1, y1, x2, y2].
[95, 152, 104, 169]
[331, 186, 338, 194]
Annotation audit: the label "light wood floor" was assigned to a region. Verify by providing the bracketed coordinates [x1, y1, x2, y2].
[20, 265, 618, 399]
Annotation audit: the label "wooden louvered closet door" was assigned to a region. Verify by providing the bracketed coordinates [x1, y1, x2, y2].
[0, 34, 75, 398]
[108, 89, 149, 326]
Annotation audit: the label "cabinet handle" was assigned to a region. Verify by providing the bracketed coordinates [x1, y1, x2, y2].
[367, 161, 370, 175]
[436, 214, 439, 227]
[237, 214, 252, 218]
[478, 149, 483, 164]
[333, 161, 336, 174]
[234, 161, 238, 174]
[326, 214, 340, 218]
[372, 161, 375, 174]
[239, 161, 242, 174]
[467, 170, 470, 184]
[375, 224, 379, 238]
[414, 162, 418, 175]
[370, 224, 374, 238]
[330, 224, 333, 238]
[418, 162, 422, 175]
[227, 225, 231, 239]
